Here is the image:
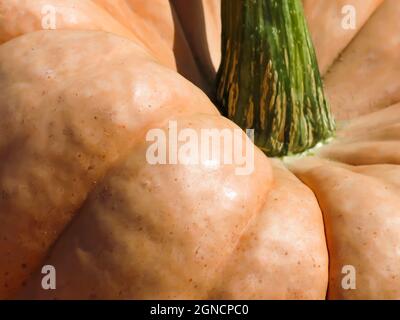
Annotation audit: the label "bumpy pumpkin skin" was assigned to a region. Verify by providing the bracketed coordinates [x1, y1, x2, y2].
[210, 161, 328, 300]
[0, 0, 399, 301]
[290, 103, 400, 299]
[18, 112, 273, 300]
[0, 0, 209, 93]
[0, 30, 330, 300]
[0, 30, 218, 299]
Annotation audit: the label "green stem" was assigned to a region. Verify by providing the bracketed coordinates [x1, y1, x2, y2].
[217, 0, 335, 157]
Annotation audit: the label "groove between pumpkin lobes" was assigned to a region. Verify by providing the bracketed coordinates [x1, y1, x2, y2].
[217, 0, 336, 157]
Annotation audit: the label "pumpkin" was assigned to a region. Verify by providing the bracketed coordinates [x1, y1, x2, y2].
[0, 0, 399, 300]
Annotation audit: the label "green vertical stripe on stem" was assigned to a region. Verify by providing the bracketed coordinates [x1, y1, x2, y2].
[217, 0, 335, 157]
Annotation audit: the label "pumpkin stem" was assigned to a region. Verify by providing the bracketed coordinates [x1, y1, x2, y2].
[217, 0, 336, 157]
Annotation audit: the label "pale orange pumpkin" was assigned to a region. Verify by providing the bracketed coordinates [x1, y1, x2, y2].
[0, 0, 399, 300]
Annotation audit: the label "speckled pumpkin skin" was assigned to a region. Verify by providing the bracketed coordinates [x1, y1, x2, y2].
[0, 0, 399, 300]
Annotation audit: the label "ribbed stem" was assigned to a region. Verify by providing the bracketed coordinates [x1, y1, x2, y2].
[217, 0, 335, 157]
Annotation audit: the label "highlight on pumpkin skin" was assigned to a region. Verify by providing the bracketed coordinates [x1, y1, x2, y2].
[144, 119, 256, 176]
[217, 0, 336, 158]
[0, 0, 210, 93]
[0, 0, 399, 301]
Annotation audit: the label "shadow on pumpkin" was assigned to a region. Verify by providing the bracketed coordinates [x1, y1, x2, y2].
[170, 0, 216, 99]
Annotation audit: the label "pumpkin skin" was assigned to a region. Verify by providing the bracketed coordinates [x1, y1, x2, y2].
[290, 102, 400, 299]
[172, 0, 222, 84]
[0, 0, 209, 93]
[0, 30, 328, 300]
[209, 160, 328, 300]
[0, 29, 220, 299]
[324, 0, 400, 120]
[302, 0, 384, 75]
[0, 0, 399, 300]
